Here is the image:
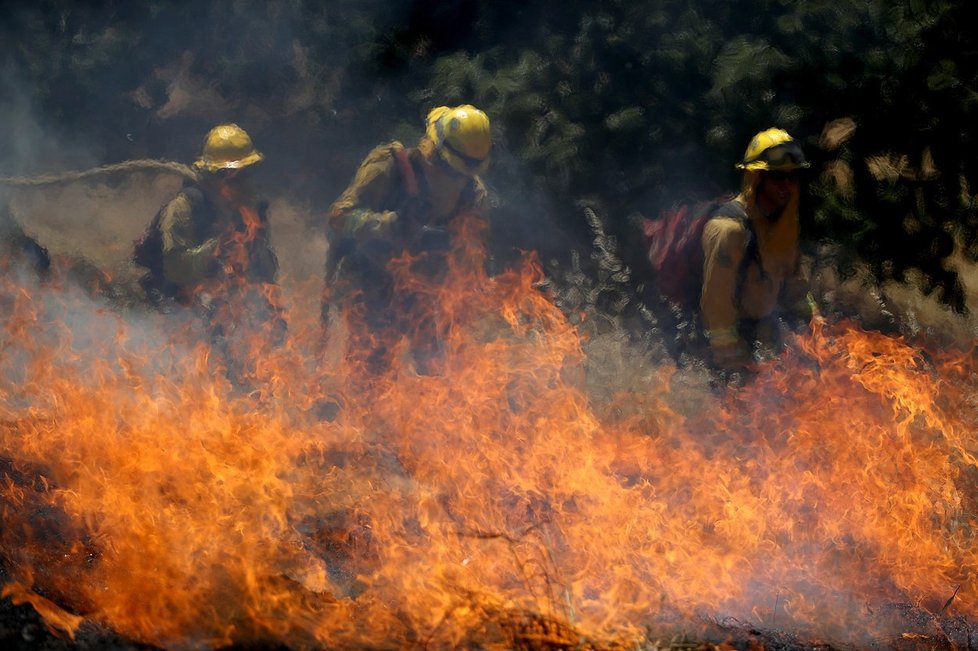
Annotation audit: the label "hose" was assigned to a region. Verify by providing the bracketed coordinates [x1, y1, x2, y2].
[0, 159, 198, 186]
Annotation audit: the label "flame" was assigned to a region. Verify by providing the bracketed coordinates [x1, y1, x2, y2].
[3, 217, 978, 648]
[214, 180, 266, 276]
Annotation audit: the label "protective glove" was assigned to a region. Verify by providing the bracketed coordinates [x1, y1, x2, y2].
[348, 209, 398, 239]
[785, 291, 821, 331]
[368, 210, 398, 230]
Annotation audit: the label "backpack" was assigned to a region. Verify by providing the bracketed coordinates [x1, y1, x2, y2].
[132, 210, 165, 274]
[132, 187, 211, 274]
[640, 198, 756, 308]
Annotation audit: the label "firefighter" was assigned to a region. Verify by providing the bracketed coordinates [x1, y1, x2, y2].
[700, 128, 813, 377]
[133, 123, 278, 308]
[132, 124, 284, 381]
[323, 104, 491, 372]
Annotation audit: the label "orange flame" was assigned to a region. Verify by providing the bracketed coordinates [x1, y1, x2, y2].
[215, 180, 265, 277]
[2, 221, 978, 648]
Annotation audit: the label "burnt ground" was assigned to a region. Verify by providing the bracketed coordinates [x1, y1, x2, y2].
[6, 549, 978, 651]
[0, 575, 830, 651]
[0, 565, 151, 651]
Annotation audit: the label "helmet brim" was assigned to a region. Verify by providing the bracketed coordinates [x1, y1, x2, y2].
[194, 150, 264, 173]
[737, 160, 811, 171]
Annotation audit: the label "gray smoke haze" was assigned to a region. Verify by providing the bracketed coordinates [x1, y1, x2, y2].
[0, 69, 99, 177]
[5, 4, 978, 650]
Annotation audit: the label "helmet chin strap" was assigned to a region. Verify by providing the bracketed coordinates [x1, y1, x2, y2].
[430, 146, 472, 180]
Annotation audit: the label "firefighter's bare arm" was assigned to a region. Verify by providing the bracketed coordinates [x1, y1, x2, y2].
[701, 217, 750, 367]
[159, 195, 221, 286]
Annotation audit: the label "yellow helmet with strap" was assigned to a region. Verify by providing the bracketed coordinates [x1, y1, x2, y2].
[194, 124, 264, 172]
[425, 105, 492, 177]
[737, 128, 810, 171]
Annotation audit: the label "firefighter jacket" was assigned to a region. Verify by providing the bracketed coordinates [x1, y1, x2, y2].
[700, 196, 809, 366]
[325, 141, 488, 310]
[148, 184, 278, 302]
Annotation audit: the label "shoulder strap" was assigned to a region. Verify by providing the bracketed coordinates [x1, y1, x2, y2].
[391, 144, 420, 198]
[712, 200, 765, 305]
[725, 202, 761, 268]
[711, 199, 747, 221]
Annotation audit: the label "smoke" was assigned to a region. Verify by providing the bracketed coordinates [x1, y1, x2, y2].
[0, 65, 105, 175]
[8, 4, 978, 649]
[0, 69, 48, 181]
[0, 0, 577, 299]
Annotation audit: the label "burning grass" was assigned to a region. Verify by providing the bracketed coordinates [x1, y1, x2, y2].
[3, 217, 978, 650]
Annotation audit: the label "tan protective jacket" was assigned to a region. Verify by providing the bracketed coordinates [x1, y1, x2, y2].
[325, 141, 487, 303]
[158, 186, 277, 293]
[328, 141, 487, 239]
[700, 197, 808, 361]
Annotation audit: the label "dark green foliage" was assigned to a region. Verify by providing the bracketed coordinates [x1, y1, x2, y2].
[425, 0, 978, 311]
[2, 0, 977, 310]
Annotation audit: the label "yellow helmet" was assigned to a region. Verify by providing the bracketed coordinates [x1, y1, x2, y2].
[737, 127, 810, 172]
[194, 123, 264, 172]
[425, 105, 492, 177]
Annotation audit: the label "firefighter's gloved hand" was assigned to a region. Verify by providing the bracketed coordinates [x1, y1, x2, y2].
[786, 291, 821, 331]
[349, 209, 398, 240]
[342, 208, 397, 238]
[366, 210, 398, 231]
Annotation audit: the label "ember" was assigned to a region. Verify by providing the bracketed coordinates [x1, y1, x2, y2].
[2, 220, 978, 650]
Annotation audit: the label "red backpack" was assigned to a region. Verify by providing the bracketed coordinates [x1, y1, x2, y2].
[640, 198, 752, 307]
